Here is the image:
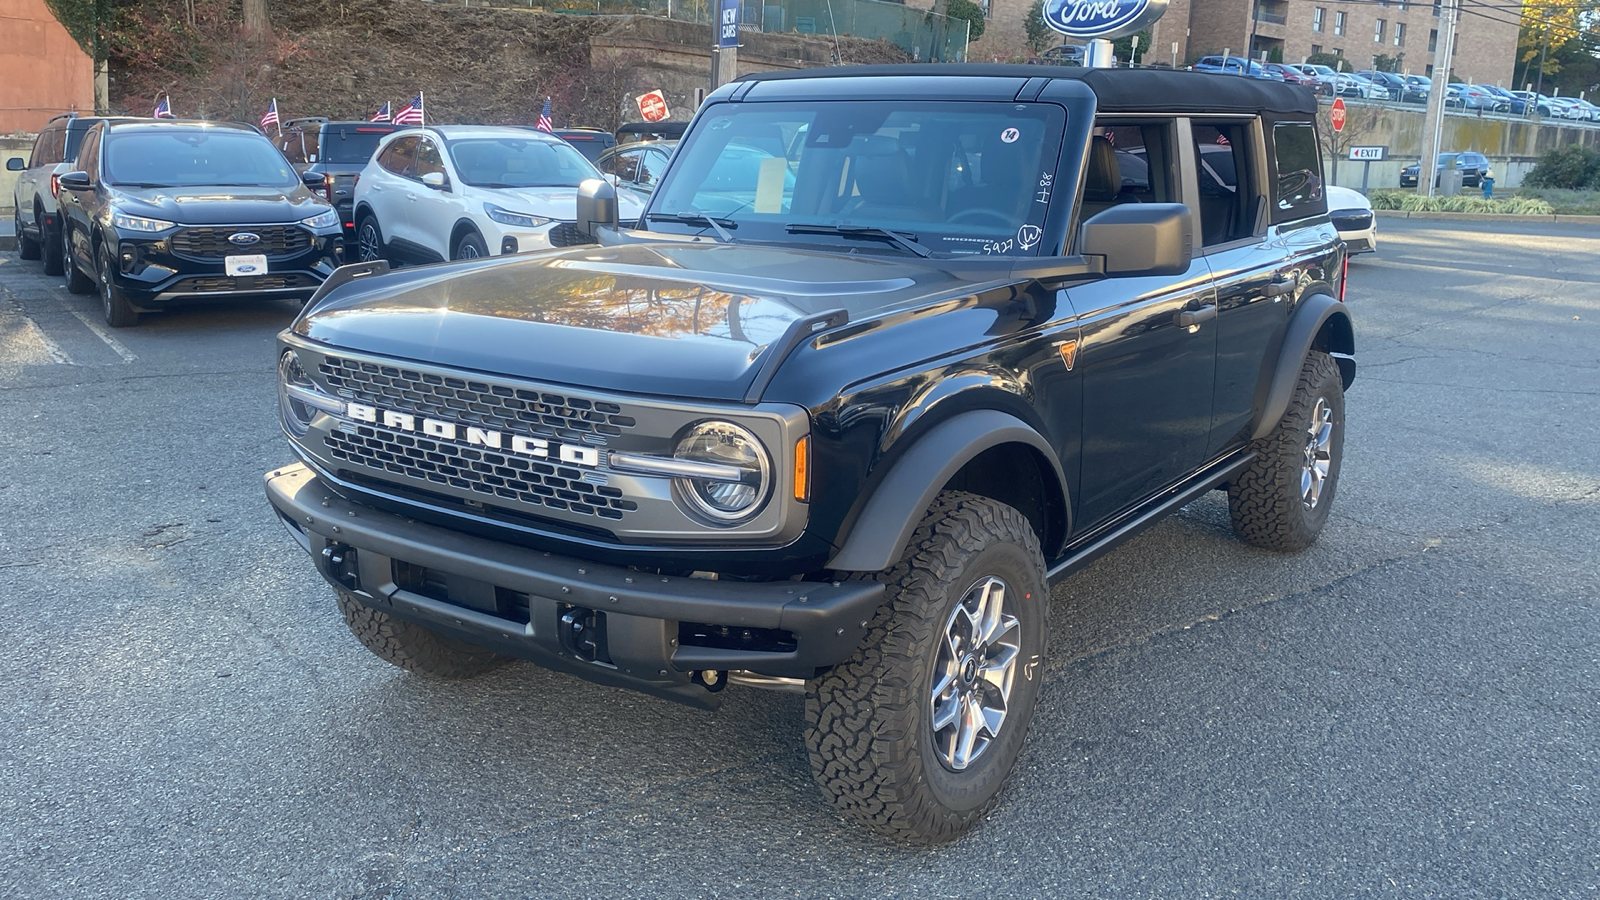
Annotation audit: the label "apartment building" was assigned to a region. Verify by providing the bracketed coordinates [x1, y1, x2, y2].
[1148, 0, 1519, 85]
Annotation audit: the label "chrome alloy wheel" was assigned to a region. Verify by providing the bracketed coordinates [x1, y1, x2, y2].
[930, 575, 1022, 772]
[457, 241, 480, 259]
[1301, 396, 1334, 509]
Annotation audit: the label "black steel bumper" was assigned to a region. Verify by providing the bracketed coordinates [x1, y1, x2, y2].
[264, 464, 883, 708]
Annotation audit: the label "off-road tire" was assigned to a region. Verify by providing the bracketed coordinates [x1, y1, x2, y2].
[97, 243, 139, 327]
[1229, 350, 1345, 551]
[804, 491, 1048, 844]
[16, 210, 41, 260]
[452, 231, 488, 260]
[62, 230, 93, 294]
[335, 590, 510, 679]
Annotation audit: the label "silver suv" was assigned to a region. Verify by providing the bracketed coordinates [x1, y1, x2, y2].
[7, 114, 111, 274]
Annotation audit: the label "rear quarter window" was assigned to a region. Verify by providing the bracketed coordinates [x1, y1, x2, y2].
[1270, 121, 1325, 222]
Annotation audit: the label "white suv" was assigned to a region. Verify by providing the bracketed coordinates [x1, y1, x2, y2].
[351, 125, 644, 263]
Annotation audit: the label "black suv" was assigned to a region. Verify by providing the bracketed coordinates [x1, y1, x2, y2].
[264, 66, 1354, 842]
[57, 119, 345, 326]
[1400, 150, 1490, 187]
[275, 119, 403, 240]
[8, 113, 120, 276]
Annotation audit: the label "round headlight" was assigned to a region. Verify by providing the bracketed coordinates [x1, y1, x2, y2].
[671, 421, 772, 524]
[278, 350, 316, 437]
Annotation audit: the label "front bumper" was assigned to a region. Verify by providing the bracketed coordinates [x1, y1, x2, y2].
[109, 228, 343, 308]
[265, 464, 883, 708]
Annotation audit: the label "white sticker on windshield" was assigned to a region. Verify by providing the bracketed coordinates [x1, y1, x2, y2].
[1016, 225, 1042, 251]
[753, 156, 787, 214]
[1001, 127, 1021, 144]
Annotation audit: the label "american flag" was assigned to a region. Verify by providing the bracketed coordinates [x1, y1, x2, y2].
[392, 93, 424, 126]
[260, 98, 280, 132]
[153, 96, 173, 118]
[535, 97, 553, 133]
[370, 101, 392, 123]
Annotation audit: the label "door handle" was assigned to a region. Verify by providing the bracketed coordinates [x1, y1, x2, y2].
[1175, 304, 1218, 328]
[1263, 276, 1295, 297]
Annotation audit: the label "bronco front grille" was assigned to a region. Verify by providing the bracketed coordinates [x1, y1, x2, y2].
[325, 425, 638, 520]
[178, 274, 315, 293]
[317, 356, 636, 440]
[172, 225, 311, 258]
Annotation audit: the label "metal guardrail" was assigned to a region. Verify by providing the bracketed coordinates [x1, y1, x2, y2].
[1316, 94, 1600, 129]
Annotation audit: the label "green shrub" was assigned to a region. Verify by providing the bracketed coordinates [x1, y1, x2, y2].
[1362, 189, 1557, 215]
[1523, 145, 1600, 190]
[1518, 187, 1600, 215]
[1368, 189, 1409, 210]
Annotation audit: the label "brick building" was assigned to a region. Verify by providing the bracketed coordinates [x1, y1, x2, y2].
[1150, 0, 1519, 86]
[0, 0, 95, 133]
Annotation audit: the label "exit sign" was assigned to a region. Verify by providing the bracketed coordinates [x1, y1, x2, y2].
[1348, 146, 1388, 161]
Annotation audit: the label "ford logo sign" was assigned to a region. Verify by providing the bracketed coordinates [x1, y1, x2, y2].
[228, 232, 262, 246]
[236, 264, 259, 273]
[1042, 0, 1167, 40]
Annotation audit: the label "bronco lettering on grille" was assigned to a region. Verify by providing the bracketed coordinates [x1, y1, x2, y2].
[345, 402, 602, 467]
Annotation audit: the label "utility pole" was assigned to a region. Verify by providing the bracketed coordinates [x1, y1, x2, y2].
[1417, 0, 1458, 197]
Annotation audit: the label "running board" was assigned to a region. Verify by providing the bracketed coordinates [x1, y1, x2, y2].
[1045, 453, 1255, 586]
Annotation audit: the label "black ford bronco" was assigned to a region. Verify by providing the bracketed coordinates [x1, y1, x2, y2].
[265, 65, 1354, 843]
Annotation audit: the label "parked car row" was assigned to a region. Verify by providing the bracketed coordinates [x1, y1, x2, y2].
[10, 114, 344, 327]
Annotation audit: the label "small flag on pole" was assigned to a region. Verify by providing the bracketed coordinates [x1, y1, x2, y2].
[260, 98, 280, 133]
[370, 101, 392, 123]
[535, 97, 554, 133]
[153, 96, 173, 119]
[393, 93, 424, 126]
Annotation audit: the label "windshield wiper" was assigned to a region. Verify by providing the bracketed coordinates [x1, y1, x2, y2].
[649, 211, 737, 244]
[784, 223, 931, 258]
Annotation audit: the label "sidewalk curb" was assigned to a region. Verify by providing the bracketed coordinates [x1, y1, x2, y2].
[1374, 209, 1600, 223]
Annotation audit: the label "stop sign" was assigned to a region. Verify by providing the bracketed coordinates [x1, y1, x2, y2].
[1331, 97, 1347, 132]
[637, 90, 670, 124]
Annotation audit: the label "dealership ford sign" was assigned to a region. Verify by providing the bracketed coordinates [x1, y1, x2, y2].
[1042, 0, 1167, 40]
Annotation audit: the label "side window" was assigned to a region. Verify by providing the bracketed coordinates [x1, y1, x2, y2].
[377, 136, 418, 177]
[1270, 121, 1324, 222]
[1191, 121, 1259, 247]
[303, 130, 321, 163]
[277, 131, 304, 164]
[30, 129, 55, 166]
[415, 139, 446, 180]
[612, 149, 643, 183]
[76, 130, 101, 182]
[637, 149, 667, 186]
[1094, 121, 1176, 203]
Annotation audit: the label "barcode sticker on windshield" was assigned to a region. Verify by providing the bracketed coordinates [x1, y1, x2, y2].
[753, 156, 787, 214]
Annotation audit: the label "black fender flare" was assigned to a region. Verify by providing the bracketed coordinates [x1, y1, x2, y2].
[1251, 293, 1355, 441]
[824, 409, 1070, 573]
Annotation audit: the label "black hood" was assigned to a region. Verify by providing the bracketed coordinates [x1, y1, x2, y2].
[113, 184, 329, 226]
[292, 243, 974, 401]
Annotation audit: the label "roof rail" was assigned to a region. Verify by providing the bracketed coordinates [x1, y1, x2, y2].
[47, 112, 80, 123]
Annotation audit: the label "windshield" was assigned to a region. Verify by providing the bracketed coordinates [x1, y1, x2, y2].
[649, 100, 1067, 257]
[447, 137, 599, 188]
[1435, 154, 1459, 166]
[104, 130, 298, 188]
[320, 126, 394, 164]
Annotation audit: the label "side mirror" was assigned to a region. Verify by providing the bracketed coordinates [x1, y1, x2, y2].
[1078, 203, 1192, 277]
[58, 170, 92, 192]
[421, 171, 448, 190]
[5, 157, 23, 171]
[576, 178, 618, 239]
[301, 171, 324, 187]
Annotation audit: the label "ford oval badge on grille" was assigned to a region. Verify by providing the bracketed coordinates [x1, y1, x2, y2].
[228, 232, 262, 246]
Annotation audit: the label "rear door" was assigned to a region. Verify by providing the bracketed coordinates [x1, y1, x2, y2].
[364, 135, 418, 251]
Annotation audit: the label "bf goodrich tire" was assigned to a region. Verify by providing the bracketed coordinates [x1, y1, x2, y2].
[1228, 350, 1345, 551]
[804, 491, 1048, 844]
[336, 590, 510, 679]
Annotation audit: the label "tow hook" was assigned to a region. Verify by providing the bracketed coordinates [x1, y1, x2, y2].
[320, 542, 359, 590]
[693, 669, 727, 692]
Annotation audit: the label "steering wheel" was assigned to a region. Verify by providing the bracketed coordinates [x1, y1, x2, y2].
[948, 208, 1012, 227]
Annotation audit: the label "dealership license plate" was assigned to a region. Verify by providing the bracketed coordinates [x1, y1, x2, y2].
[225, 254, 268, 277]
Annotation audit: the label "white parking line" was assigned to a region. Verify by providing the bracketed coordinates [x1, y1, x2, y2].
[68, 308, 138, 362]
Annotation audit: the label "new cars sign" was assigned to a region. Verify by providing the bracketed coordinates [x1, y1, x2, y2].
[1042, 0, 1168, 40]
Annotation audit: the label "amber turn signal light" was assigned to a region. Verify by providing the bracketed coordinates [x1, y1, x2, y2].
[794, 436, 811, 503]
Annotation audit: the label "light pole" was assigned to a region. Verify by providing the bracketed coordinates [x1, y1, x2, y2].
[1534, 14, 1551, 103]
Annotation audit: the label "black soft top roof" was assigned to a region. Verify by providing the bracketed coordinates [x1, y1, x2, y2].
[733, 64, 1318, 117]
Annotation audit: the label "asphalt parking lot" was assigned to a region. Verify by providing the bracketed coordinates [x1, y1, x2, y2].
[1, 218, 1596, 899]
